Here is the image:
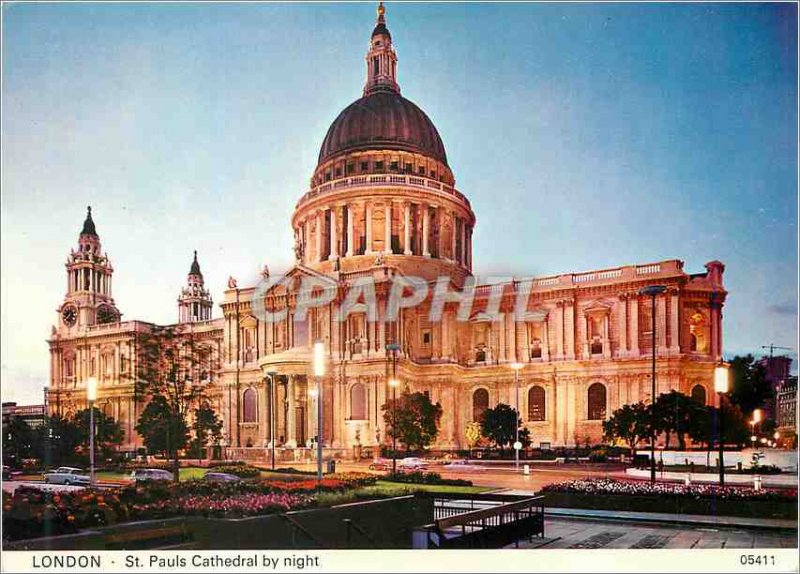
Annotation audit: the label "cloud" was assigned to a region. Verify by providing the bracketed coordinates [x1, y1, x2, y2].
[767, 303, 798, 316]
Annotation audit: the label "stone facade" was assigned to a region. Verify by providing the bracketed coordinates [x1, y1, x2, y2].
[47, 5, 727, 454]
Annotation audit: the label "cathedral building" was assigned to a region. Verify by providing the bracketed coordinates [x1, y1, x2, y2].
[47, 5, 727, 457]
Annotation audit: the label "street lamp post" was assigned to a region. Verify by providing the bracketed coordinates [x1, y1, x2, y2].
[386, 343, 401, 475]
[312, 341, 325, 482]
[267, 370, 277, 470]
[639, 285, 667, 485]
[714, 364, 730, 486]
[86, 376, 98, 487]
[510, 363, 523, 471]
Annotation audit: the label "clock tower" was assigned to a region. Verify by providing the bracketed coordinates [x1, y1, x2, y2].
[58, 206, 121, 330]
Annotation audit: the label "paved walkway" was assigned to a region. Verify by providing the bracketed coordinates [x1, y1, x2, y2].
[512, 517, 797, 549]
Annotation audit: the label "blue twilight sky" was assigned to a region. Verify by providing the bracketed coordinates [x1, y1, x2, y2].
[2, 2, 797, 404]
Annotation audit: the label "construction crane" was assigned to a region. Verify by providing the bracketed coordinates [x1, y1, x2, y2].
[761, 344, 793, 358]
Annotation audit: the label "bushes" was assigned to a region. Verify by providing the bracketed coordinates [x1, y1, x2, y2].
[383, 471, 473, 487]
[2, 486, 129, 541]
[742, 464, 783, 475]
[209, 463, 260, 478]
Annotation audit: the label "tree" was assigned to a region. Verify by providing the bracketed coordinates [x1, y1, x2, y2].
[135, 395, 189, 459]
[603, 402, 649, 454]
[3, 417, 36, 466]
[190, 402, 223, 460]
[42, 415, 81, 467]
[465, 422, 482, 450]
[653, 391, 706, 450]
[728, 355, 772, 416]
[687, 400, 750, 455]
[132, 324, 213, 479]
[479, 403, 527, 451]
[72, 408, 124, 461]
[382, 390, 442, 452]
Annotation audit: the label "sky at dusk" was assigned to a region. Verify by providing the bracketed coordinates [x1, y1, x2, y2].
[2, 2, 797, 404]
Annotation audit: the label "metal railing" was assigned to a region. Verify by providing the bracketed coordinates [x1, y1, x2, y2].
[416, 494, 545, 549]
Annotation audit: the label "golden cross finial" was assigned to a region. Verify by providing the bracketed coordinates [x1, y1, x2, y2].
[378, 2, 385, 19]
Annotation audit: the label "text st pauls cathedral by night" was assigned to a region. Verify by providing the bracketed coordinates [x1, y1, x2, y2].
[46, 4, 727, 459]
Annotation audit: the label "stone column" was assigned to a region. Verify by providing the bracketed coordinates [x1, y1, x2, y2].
[656, 294, 667, 355]
[669, 289, 680, 354]
[403, 203, 412, 255]
[422, 204, 431, 257]
[542, 319, 550, 361]
[628, 296, 639, 356]
[460, 221, 467, 265]
[346, 205, 354, 257]
[556, 304, 565, 360]
[564, 302, 575, 360]
[329, 206, 338, 261]
[315, 211, 323, 262]
[286, 376, 297, 448]
[384, 203, 392, 253]
[365, 202, 373, 255]
[602, 314, 611, 359]
[583, 315, 591, 359]
[451, 214, 457, 261]
[304, 218, 311, 264]
[617, 294, 628, 358]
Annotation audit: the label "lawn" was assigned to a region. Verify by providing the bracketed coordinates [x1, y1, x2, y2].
[370, 480, 491, 494]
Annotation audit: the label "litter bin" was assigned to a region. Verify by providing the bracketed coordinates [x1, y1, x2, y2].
[327, 459, 336, 474]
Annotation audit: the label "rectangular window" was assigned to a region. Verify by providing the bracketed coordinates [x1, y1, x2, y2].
[335, 167, 342, 177]
[418, 166, 426, 176]
[325, 171, 332, 182]
[430, 170, 437, 179]
[360, 161, 369, 171]
[373, 56, 379, 76]
[390, 161, 399, 171]
[404, 163, 412, 174]
[346, 163, 355, 175]
[422, 330, 431, 345]
[375, 161, 384, 171]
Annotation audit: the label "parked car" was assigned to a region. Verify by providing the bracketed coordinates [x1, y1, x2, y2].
[130, 468, 174, 482]
[368, 458, 392, 471]
[203, 471, 241, 483]
[2, 465, 11, 480]
[443, 459, 485, 472]
[43, 467, 91, 486]
[398, 457, 428, 471]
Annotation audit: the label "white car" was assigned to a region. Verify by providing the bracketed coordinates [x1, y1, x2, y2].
[444, 459, 485, 472]
[130, 468, 174, 482]
[43, 467, 91, 486]
[398, 457, 428, 471]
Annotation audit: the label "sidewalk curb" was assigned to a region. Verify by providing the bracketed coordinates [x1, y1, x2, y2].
[545, 507, 797, 532]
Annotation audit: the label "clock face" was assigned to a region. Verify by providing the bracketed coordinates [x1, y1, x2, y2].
[96, 304, 118, 324]
[61, 305, 77, 327]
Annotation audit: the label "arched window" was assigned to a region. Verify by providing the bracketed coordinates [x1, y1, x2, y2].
[528, 386, 545, 421]
[350, 383, 367, 420]
[242, 388, 257, 423]
[473, 389, 489, 422]
[691, 384, 707, 405]
[587, 383, 606, 420]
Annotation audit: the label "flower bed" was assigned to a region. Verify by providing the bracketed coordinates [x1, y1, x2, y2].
[540, 479, 797, 519]
[2, 472, 381, 542]
[128, 492, 309, 519]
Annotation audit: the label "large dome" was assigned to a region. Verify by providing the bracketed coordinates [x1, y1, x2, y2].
[318, 91, 448, 166]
